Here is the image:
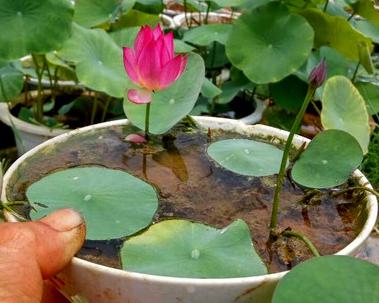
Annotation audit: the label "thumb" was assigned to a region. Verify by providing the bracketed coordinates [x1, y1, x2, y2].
[0, 209, 85, 303]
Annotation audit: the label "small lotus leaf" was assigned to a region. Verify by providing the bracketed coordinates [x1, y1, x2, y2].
[321, 76, 370, 153]
[292, 129, 363, 188]
[272, 256, 379, 303]
[0, 62, 23, 102]
[208, 139, 286, 177]
[27, 167, 158, 240]
[121, 219, 267, 278]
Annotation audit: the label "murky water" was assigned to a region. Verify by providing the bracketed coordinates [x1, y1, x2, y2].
[5, 122, 366, 273]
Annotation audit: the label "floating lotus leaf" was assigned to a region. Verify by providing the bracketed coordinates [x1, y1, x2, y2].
[121, 219, 267, 278]
[208, 139, 287, 177]
[183, 24, 232, 46]
[292, 130, 363, 188]
[27, 167, 158, 240]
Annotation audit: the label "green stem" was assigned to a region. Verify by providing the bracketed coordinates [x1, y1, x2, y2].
[144, 102, 151, 140]
[184, 0, 190, 28]
[270, 86, 316, 231]
[311, 100, 321, 116]
[347, 13, 355, 21]
[331, 186, 379, 198]
[323, 0, 329, 12]
[0, 76, 9, 102]
[351, 61, 360, 83]
[90, 94, 98, 125]
[205, 1, 211, 24]
[101, 96, 112, 122]
[283, 230, 320, 257]
[31, 54, 44, 123]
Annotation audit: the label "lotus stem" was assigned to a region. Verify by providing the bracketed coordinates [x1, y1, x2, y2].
[90, 93, 98, 125]
[323, 0, 329, 12]
[282, 230, 320, 257]
[270, 86, 316, 231]
[101, 96, 112, 122]
[145, 102, 151, 140]
[31, 54, 44, 123]
[351, 61, 360, 83]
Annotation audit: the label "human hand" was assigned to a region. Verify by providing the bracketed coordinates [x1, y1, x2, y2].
[0, 208, 86, 303]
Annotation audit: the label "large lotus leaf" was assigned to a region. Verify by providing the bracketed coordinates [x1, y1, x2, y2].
[0, 62, 23, 102]
[110, 27, 140, 47]
[321, 76, 370, 153]
[123, 53, 205, 134]
[74, 0, 135, 28]
[225, 2, 314, 84]
[272, 256, 379, 303]
[121, 219, 267, 278]
[27, 167, 158, 240]
[0, 0, 74, 60]
[207, 139, 287, 177]
[183, 24, 232, 46]
[111, 9, 160, 29]
[356, 81, 379, 115]
[292, 130, 363, 188]
[58, 23, 128, 98]
[301, 9, 373, 72]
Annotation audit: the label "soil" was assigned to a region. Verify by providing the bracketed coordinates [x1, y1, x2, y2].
[5, 122, 366, 273]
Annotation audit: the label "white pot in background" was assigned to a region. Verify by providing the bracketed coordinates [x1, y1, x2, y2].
[0, 101, 70, 156]
[2, 117, 377, 303]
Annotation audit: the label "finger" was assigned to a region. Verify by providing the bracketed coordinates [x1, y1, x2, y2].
[0, 209, 85, 303]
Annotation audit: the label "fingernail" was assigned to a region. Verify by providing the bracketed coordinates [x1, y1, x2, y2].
[40, 208, 84, 232]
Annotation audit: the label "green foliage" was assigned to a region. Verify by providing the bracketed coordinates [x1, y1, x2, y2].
[0, 61, 23, 102]
[362, 128, 379, 189]
[124, 53, 205, 134]
[183, 24, 232, 46]
[27, 167, 158, 240]
[292, 130, 363, 188]
[226, 2, 314, 84]
[0, 0, 74, 60]
[207, 139, 287, 176]
[74, 0, 135, 28]
[301, 9, 373, 72]
[272, 256, 379, 303]
[121, 219, 267, 278]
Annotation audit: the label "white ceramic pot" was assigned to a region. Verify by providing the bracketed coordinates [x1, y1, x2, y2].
[1, 117, 377, 303]
[173, 12, 239, 28]
[0, 101, 70, 156]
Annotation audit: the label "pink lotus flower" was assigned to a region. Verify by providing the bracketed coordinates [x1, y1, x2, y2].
[123, 25, 188, 104]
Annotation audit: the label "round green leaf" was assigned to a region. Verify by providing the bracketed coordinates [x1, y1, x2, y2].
[183, 24, 232, 46]
[123, 53, 205, 134]
[27, 167, 158, 240]
[272, 256, 379, 303]
[0, 0, 74, 60]
[211, 0, 248, 7]
[356, 81, 379, 115]
[292, 130, 363, 188]
[110, 27, 140, 48]
[207, 139, 286, 177]
[321, 76, 370, 154]
[58, 23, 129, 98]
[121, 219, 267, 278]
[74, 0, 135, 28]
[0, 61, 23, 102]
[225, 2, 314, 84]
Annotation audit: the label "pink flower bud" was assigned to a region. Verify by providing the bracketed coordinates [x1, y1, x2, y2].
[308, 59, 327, 88]
[125, 134, 147, 144]
[123, 25, 188, 104]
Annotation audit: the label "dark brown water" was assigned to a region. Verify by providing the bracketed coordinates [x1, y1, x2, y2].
[5, 123, 366, 273]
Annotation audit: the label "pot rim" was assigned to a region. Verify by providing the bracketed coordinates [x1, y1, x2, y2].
[2, 117, 377, 285]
